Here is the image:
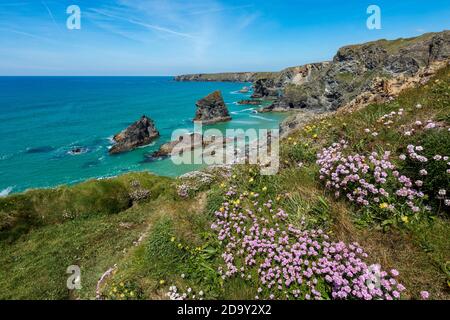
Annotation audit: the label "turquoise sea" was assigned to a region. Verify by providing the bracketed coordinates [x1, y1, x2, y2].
[0, 77, 287, 194]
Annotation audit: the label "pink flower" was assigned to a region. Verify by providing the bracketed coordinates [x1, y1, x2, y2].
[420, 291, 429, 300]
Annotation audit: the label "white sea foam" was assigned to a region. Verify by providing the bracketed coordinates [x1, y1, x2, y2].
[0, 186, 13, 197]
[249, 115, 275, 122]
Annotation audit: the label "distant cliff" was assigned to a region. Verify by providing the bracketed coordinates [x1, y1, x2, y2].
[174, 72, 276, 82]
[175, 30, 450, 113]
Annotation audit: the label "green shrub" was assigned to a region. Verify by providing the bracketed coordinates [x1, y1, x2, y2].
[400, 129, 450, 215]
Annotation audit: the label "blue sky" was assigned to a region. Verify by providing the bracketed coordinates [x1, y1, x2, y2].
[0, 0, 449, 75]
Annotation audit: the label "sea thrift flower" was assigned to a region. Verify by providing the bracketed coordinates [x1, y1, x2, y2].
[317, 141, 423, 214]
[420, 291, 429, 300]
[212, 186, 405, 300]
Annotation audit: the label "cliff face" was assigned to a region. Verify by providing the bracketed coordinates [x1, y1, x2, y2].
[175, 31, 449, 113]
[174, 72, 275, 82]
[264, 31, 450, 111]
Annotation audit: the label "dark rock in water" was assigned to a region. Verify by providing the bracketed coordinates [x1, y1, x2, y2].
[109, 115, 160, 154]
[26, 146, 55, 154]
[68, 147, 88, 155]
[193, 91, 231, 125]
[237, 99, 262, 105]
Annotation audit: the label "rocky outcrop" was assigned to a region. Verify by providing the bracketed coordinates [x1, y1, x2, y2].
[174, 72, 272, 82]
[151, 133, 204, 158]
[109, 116, 160, 154]
[149, 133, 233, 160]
[265, 30, 449, 112]
[176, 31, 449, 114]
[193, 91, 231, 125]
[237, 99, 262, 105]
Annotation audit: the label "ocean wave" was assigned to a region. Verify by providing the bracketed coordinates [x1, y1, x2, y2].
[0, 153, 13, 161]
[249, 115, 275, 122]
[0, 186, 13, 197]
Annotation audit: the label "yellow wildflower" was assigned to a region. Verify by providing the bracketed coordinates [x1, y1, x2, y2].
[159, 280, 165, 285]
[379, 203, 389, 209]
[262, 186, 267, 192]
[401, 216, 409, 223]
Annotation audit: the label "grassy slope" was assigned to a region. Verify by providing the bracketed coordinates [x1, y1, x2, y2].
[0, 66, 449, 300]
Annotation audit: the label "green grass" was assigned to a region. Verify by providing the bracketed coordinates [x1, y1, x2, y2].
[0, 66, 448, 300]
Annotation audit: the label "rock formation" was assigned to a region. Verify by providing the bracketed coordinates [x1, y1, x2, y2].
[109, 116, 160, 154]
[263, 31, 450, 112]
[237, 99, 262, 105]
[176, 31, 449, 114]
[151, 133, 203, 158]
[150, 133, 232, 160]
[193, 91, 232, 125]
[175, 72, 267, 82]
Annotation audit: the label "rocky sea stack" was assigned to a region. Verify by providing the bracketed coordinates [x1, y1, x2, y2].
[109, 115, 160, 154]
[193, 90, 231, 125]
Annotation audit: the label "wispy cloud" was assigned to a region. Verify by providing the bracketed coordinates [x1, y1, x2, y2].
[182, 4, 254, 16]
[41, 1, 61, 33]
[88, 7, 197, 39]
[0, 27, 55, 43]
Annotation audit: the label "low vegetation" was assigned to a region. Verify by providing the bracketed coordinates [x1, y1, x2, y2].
[0, 66, 449, 300]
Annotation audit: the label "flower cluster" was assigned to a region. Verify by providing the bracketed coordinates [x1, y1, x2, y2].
[211, 188, 405, 300]
[316, 141, 424, 213]
[166, 285, 204, 300]
[400, 144, 450, 208]
[177, 184, 190, 198]
[377, 109, 404, 127]
[404, 119, 439, 136]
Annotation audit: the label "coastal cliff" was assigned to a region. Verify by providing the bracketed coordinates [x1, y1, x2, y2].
[174, 72, 276, 82]
[175, 31, 450, 116]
